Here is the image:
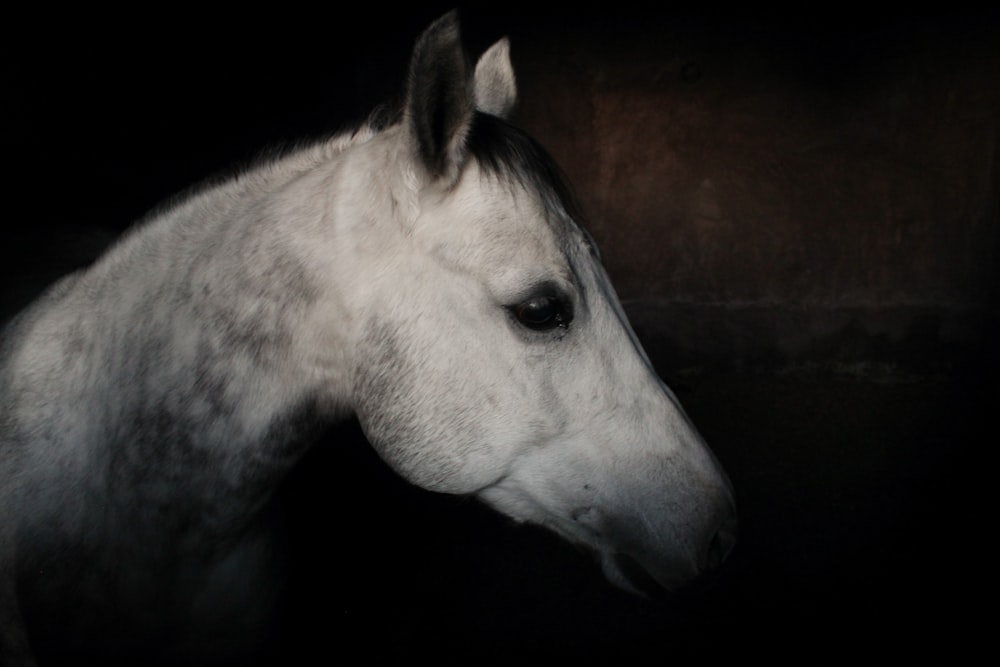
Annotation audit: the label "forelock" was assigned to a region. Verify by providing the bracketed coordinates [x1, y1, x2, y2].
[465, 113, 587, 238]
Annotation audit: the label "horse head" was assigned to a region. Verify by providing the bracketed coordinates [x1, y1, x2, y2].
[347, 11, 736, 595]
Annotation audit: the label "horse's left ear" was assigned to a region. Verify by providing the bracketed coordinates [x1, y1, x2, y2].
[474, 37, 517, 119]
[404, 11, 474, 183]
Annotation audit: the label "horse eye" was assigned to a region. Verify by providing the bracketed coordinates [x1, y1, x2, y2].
[512, 295, 569, 331]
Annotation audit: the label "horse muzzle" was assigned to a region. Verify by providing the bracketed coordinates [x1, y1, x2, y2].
[599, 502, 738, 596]
[568, 478, 737, 596]
[480, 459, 737, 596]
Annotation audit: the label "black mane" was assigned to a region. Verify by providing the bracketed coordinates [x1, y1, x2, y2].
[466, 112, 586, 229]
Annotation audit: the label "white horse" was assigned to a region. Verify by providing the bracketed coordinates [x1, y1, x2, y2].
[0, 12, 736, 666]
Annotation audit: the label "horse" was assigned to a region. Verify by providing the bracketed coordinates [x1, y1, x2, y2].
[0, 11, 737, 665]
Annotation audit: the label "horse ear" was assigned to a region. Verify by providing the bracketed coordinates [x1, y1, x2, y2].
[474, 37, 517, 119]
[404, 11, 474, 182]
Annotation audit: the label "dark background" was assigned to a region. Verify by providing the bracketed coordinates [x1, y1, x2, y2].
[2, 4, 996, 663]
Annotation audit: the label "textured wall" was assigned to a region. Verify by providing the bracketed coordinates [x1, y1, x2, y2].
[508, 14, 1000, 371]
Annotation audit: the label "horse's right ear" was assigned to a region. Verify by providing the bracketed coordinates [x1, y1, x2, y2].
[403, 11, 474, 184]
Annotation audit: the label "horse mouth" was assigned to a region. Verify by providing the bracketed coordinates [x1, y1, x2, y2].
[598, 513, 738, 597]
[609, 552, 673, 598]
[599, 548, 696, 596]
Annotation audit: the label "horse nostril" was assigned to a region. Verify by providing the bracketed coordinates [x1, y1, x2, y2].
[705, 514, 738, 571]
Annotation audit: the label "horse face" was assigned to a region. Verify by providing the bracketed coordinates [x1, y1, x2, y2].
[354, 158, 736, 592]
[350, 12, 735, 593]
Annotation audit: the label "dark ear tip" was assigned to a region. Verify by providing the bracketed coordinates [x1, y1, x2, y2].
[405, 9, 475, 180]
[436, 8, 460, 28]
[409, 11, 465, 86]
[419, 10, 462, 47]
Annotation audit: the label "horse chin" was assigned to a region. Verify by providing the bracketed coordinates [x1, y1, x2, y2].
[599, 550, 694, 598]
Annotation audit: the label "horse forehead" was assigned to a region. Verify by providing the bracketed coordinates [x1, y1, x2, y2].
[431, 169, 581, 272]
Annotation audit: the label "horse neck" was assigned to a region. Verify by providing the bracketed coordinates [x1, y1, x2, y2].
[4, 131, 385, 521]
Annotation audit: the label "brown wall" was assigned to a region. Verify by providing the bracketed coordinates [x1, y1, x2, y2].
[508, 15, 999, 371]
